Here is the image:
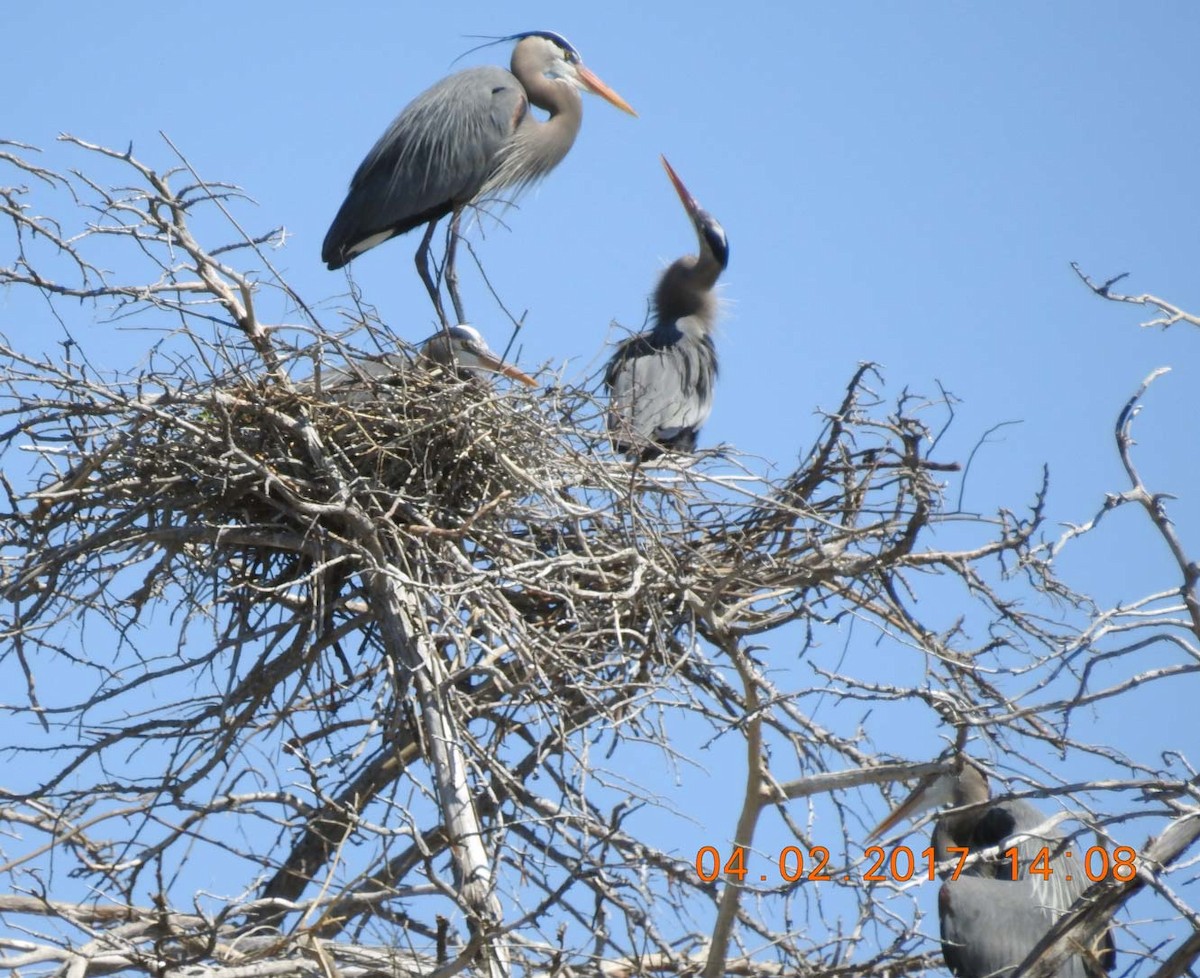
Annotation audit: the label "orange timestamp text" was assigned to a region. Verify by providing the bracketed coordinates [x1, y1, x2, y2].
[694, 844, 1138, 884]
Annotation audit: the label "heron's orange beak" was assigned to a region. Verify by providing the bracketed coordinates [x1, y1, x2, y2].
[661, 155, 703, 221]
[475, 349, 538, 388]
[498, 363, 538, 387]
[867, 772, 943, 841]
[576, 64, 638, 117]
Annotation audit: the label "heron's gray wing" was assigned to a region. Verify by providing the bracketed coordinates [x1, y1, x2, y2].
[940, 876, 1094, 978]
[1006, 807, 1116, 972]
[322, 65, 525, 266]
[305, 353, 412, 395]
[983, 801, 1096, 917]
[967, 801, 1115, 974]
[605, 325, 714, 447]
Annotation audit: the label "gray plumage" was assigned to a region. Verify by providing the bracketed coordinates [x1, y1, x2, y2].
[312, 325, 535, 390]
[311, 352, 409, 392]
[417, 324, 536, 386]
[322, 64, 527, 267]
[605, 157, 728, 460]
[322, 31, 635, 325]
[872, 760, 1116, 978]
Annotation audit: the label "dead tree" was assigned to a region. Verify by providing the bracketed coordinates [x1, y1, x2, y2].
[0, 137, 1196, 978]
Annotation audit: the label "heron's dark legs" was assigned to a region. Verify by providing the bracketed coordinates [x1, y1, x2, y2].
[415, 219, 450, 328]
[446, 210, 467, 324]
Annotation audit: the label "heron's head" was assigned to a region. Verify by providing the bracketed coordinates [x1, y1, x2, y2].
[509, 31, 637, 115]
[661, 156, 729, 275]
[418, 324, 537, 387]
[867, 759, 990, 840]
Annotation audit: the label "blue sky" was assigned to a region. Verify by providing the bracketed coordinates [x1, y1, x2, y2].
[4, 0, 1199, 967]
[8, 3, 1199, 516]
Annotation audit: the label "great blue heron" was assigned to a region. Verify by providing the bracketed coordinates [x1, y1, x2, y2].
[604, 156, 728, 460]
[870, 757, 1116, 978]
[314, 325, 536, 390]
[322, 31, 636, 326]
[418, 324, 537, 386]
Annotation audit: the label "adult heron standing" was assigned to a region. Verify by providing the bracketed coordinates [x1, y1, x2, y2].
[605, 156, 729, 460]
[322, 31, 636, 327]
[869, 756, 1116, 978]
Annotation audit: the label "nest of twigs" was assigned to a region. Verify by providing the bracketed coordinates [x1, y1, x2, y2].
[184, 359, 554, 531]
[3, 327, 982, 714]
[7, 332, 711, 690]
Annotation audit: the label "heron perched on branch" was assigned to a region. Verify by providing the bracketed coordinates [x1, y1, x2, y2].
[322, 31, 636, 327]
[605, 156, 729, 460]
[870, 756, 1116, 978]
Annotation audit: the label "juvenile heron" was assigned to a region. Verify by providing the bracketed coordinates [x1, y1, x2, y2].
[870, 757, 1116, 978]
[418, 325, 536, 386]
[322, 31, 636, 326]
[605, 156, 728, 460]
[314, 325, 535, 390]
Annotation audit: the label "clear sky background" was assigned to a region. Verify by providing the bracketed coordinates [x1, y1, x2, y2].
[7, 3, 1198, 547]
[4, 0, 1199, 967]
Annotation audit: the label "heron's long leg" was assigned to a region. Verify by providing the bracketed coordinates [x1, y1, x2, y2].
[446, 210, 466, 324]
[414, 219, 449, 328]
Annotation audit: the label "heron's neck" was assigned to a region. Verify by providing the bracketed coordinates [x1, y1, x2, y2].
[939, 806, 976, 849]
[932, 777, 991, 863]
[653, 258, 719, 339]
[511, 48, 583, 167]
[654, 299, 716, 338]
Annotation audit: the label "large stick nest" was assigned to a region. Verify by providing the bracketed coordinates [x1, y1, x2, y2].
[3, 330, 998, 711]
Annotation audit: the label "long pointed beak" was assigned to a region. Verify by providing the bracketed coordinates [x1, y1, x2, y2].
[867, 773, 941, 841]
[473, 349, 538, 388]
[661, 155, 703, 224]
[576, 64, 638, 117]
[661, 155, 728, 272]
